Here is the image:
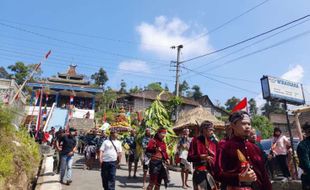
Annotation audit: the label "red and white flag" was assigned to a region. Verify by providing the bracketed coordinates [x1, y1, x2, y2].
[34, 90, 40, 105]
[232, 97, 247, 113]
[45, 94, 49, 102]
[70, 95, 74, 104]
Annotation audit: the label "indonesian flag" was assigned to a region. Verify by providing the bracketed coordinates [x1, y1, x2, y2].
[70, 95, 74, 104]
[232, 97, 247, 113]
[34, 90, 40, 105]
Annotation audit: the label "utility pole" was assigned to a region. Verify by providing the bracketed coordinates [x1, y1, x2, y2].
[171, 44, 183, 121]
[171, 45, 183, 97]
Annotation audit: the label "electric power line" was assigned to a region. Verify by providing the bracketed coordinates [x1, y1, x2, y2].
[205, 29, 310, 72]
[182, 14, 310, 63]
[0, 50, 174, 81]
[0, 54, 175, 83]
[181, 66, 259, 94]
[0, 42, 171, 71]
[0, 18, 169, 48]
[182, 18, 310, 78]
[0, 22, 170, 64]
[185, 0, 270, 45]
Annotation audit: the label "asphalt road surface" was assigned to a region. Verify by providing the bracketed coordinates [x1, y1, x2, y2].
[62, 153, 190, 190]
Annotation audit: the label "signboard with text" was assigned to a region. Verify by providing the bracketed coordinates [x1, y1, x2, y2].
[261, 75, 305, 105]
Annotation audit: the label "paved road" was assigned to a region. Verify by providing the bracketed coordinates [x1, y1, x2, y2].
[62, 153, 191, 190]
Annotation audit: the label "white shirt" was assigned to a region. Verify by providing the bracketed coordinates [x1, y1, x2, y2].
[100, 139, 122, 162]
[271, 135, 290, 155]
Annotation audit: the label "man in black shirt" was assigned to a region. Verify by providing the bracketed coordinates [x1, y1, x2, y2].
[58, 128, 77, 185]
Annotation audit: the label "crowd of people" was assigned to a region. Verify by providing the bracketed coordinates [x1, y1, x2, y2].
[29, 110, 310, 190]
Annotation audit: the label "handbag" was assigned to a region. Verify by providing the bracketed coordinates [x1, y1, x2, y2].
[110, 138, 121, 164]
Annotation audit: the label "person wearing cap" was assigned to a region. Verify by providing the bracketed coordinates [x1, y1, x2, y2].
[215, 111, 271, 190]
[141, 128, 152, 189]
[99, 129, 122, 190]
[187, 121, 217, 190]
[58, 127, 77, 185]
[269, 127, 291, 180]
[178, 128, 192, 189]
[146, 127, 169, 190]
[297, 122, 310, 190]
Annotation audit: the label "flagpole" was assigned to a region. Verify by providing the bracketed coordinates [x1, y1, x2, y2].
[9, 50, 51, 105]
[35, 87, 44, 138]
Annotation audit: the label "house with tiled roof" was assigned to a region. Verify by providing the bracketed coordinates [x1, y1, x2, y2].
[117, 90, 200, 113]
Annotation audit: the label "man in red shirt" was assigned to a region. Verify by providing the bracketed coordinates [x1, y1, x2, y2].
[215, 111, 271, 190]
[146, 127, 169, 190]
[187, 121, 218, 190]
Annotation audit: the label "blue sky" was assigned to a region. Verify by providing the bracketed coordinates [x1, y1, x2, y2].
[0, 0, 309, 107]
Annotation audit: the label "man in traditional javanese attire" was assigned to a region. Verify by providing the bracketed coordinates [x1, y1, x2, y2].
[187, 121, 218, 190]
[215, 111, 271, 190]
[297, 122, 310, 190]
[146, 127, 169, 190]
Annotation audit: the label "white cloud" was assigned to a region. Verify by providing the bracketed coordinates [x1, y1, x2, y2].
[136, 16, 213, 59]
[118, 60, 151, 74]
[281, 64, 304, 82]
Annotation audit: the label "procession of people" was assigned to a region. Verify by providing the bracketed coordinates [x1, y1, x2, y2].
[29, 110, 310, 190]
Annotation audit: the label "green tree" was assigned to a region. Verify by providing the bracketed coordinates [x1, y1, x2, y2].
[191, 85, 203, 100]
[225, 96, 240, 111]
[179, 80, 190, 96]
[262, 101, 285, 116]
[248, 98, 258, 115]
[100, 88, 117, 112]
[0, 67, 9, 79]
[129, 86, 143, 93]
[251, 115, 273, 139]
[165, 96, 183, 118]
[164, 84, 169, 92]
[146, 82, 163, 91]
[119, 79, 127, 93]
[91, 68, 108, 88]
[8, 62, 30, 85]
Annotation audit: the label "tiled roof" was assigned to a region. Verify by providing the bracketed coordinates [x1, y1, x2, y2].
[127, 90, 200, 106]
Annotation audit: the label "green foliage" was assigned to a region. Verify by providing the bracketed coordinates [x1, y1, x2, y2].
[129, 86, 143, 93]
[225, 96, 240, 111]
[262, 101, 285, 116]
[7, 62, 42, 85]
[137, 91, 177, 157]
[8, 62, 29, 85]
[165, 96, 183, 118]
[119, 79, 127, 93]
[0, 67, 10, 79]
[251, 115, 273, 139]
[0, 105, 40, 189]
[179, 80, 190, 96]
[248, 98, 258, 115]
[91, 68, 109, 88]
[0, 146, 14, 186]
[191, 85, 203, 100]
[145, 82, 164, 91]
[99, 88, 117, 112]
